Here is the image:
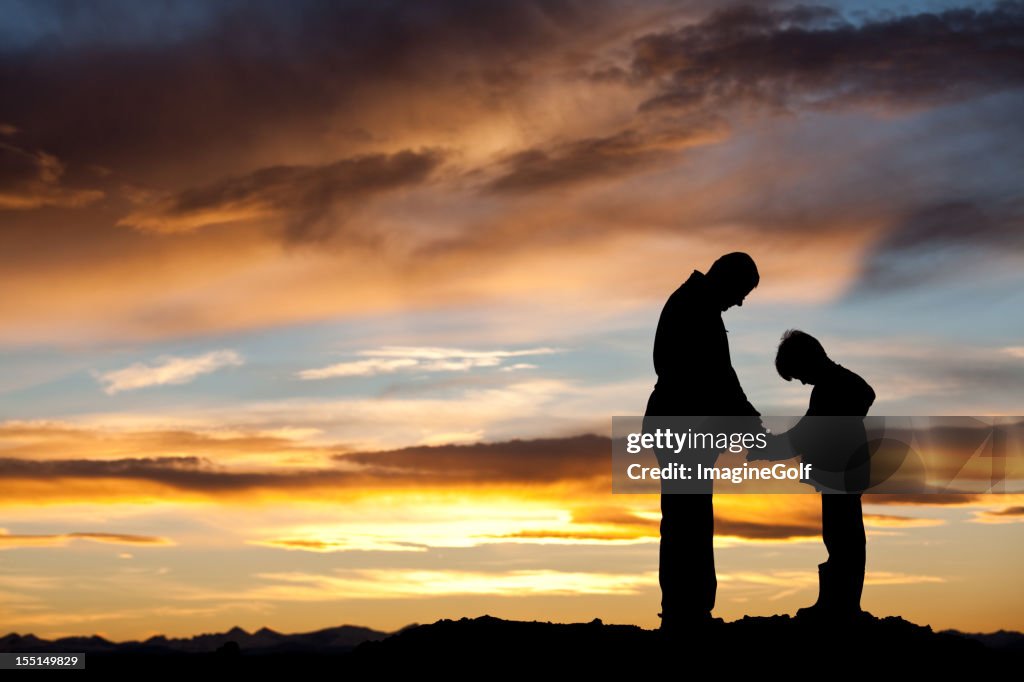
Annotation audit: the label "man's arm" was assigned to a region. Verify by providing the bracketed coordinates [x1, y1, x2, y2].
[709, 314, 759, 416]
[724, 366, 759, 416]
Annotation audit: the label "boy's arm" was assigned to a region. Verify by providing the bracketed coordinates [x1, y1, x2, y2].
[747, 431, 797, 461]
[747, 410, 815, 462]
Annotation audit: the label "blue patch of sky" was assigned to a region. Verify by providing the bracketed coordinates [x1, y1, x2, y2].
[0, 0, 231, 50]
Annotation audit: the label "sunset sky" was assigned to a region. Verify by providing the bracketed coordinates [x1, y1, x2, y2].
[2, 0, 1023, 640]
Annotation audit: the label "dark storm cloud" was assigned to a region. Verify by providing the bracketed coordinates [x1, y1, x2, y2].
[118, 149, 443, 241]
[631, 2, 1024, 113]
[6, 427, 1013, 498]
[616, 0, 1024, 298]
[476, 3, 1024, 272]
[0, 456, 309, 493]
[338, 434, 610, 483]
[0, 0, 614, 177]
[848, 200, 1024, 295]
[0, 434, 611, 495]
[484, 123, 727, 194]
[0, 455, 397, 493]
[1, 1, 1021, 341]
[0, 137, 103, 209]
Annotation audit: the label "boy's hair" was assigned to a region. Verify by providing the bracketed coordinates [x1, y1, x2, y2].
[775, 329, 827, 381]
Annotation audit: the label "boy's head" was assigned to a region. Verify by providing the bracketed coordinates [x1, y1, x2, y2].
[775, 329, 829, 385]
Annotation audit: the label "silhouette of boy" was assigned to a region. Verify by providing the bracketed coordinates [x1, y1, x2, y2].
[754, 330, 875, 620]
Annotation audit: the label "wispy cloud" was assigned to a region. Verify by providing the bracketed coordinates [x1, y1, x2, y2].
[715, 568, 950, 603]
[296, 357, 419, 379]
[250, 537, 428, 553]
[95, 350, 244, 395]
[863, 514, 946, 529]
[0, 529, 174, 550]
[971, 506, 1024, 524]
[631, 4, 1024, 114]
[501, 363, 538, 372]
[0, 139, 104, 210]
[182, 568, 658, 601]
[2, 376, 582, 454]
[117, 150, 441, 240]
[297, 346, 559, 380]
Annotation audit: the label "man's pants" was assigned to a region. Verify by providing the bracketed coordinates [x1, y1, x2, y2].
[659, 491, 716, 619]
[821, 493, 866, 610]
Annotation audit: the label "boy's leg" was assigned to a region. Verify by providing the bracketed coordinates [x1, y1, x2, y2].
[798, 495, 834, 616]
[822, 493, 866, 613]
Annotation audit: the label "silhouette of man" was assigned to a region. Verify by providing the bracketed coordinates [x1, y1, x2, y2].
[755, 329, 875, 620]
[644, 252, 760, 630]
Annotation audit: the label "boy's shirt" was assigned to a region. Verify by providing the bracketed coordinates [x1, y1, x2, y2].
[807, 362, 875, 417]
[787, 361, 876, 493]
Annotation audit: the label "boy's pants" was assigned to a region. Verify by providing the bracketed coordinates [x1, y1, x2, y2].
[821, 492, 866, 610]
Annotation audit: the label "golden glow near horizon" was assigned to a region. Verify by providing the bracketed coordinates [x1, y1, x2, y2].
[3, 418, 1023, 639]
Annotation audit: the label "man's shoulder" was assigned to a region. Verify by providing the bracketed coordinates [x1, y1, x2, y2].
[668, 270, 712, 305]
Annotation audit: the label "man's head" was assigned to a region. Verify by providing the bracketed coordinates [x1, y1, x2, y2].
[775, 329, 830, 385]
[706, 252, 759, 311]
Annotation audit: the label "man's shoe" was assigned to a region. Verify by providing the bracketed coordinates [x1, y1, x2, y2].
[658, 611, 723, 634]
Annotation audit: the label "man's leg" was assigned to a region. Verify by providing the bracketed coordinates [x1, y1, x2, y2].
[660, 491, 716, 624]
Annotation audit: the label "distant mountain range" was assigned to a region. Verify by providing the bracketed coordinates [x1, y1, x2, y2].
[2, 615, 1021, 673]
[941, 628, 1024, 651]
[0, 623, 390, 656]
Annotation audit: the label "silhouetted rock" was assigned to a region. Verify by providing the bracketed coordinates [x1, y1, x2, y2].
[215, 641, 241, 657]
[3, 614, 1019, 674]
[347, 614, 1021, 674]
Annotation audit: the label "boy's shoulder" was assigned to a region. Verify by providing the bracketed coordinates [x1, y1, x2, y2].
[809, 362, 876, 415]
[832, 363, 873, 390]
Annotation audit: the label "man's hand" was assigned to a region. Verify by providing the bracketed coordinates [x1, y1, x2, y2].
[747, 432, 796, 462]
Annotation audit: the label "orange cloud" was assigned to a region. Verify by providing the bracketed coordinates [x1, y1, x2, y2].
[117, 150, 442, 239]
[971, 506, 1024, 524]
[178, 568, 659, 601]
[0, 139, 103, 210]
[0, 529, 174, 550]
[482, 123, 728, 194]
[863, 513, 945, 528]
